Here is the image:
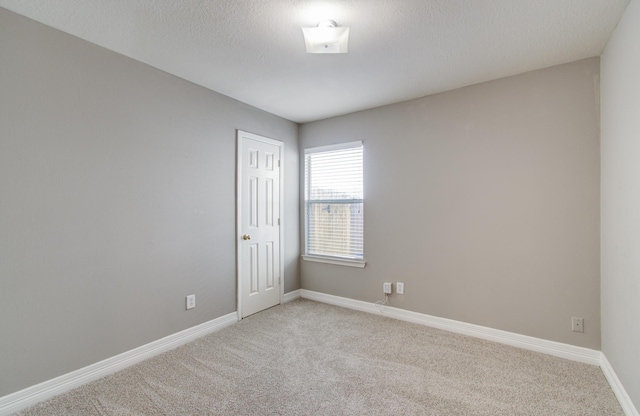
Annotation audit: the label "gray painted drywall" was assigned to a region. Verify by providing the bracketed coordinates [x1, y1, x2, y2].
[0, 8, 299, 397]
[300, 58, 601, 350]
[601, 0, 640, 410]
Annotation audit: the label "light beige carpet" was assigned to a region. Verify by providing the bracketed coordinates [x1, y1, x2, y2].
[18, 299, 623, 415]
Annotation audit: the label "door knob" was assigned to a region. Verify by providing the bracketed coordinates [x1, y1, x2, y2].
[242, 234, 251, 240]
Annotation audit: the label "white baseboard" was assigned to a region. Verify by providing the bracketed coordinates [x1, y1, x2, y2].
[283, 289, 301, 303]
[299, 289, 600, 364]
[300, 289, 640, 415]
[3, 292, 637, 416]
[601, 355, 640, 416]
[0, 312, 238, 416]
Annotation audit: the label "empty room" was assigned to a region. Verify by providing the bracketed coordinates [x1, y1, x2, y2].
[1, 1, 639, 415]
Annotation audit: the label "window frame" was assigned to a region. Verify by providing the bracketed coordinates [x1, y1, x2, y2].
[302, 141, 366, 268]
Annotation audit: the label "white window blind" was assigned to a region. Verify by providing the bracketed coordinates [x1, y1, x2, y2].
[304, 141, 363, 261]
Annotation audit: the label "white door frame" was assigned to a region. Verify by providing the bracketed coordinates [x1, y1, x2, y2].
[236, 130, 284, 320]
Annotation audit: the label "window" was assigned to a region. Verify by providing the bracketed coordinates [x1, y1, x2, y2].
[303, 141, 365, 267]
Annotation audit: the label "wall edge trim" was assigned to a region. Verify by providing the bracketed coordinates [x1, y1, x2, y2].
[600, 354, 640, 416]
[283, 289, 302, 303]
[300, 290, 640, 412]
[299, 289, 601, 365]
[0, 312, 238, 416]
[4, 293, 636, 416]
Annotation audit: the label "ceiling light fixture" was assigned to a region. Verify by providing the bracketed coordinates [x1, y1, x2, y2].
[302, 20, 349, 54]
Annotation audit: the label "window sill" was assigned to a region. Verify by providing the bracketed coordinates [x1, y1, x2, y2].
[302, 255, 366, 268]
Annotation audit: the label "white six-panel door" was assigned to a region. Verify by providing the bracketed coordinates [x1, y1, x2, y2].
[237, 131, 282, 318]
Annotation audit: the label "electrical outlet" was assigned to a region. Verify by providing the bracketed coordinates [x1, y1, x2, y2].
[396, 282, 405, 294]
[186, 294, 196, 310]
[383, 282, 392, 295]
[572, 317, 584, 333]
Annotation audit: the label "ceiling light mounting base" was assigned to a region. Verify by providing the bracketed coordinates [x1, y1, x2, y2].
[302, 20, 349, 54]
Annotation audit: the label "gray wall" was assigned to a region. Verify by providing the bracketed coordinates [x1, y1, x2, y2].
[0, 8, 299, 397]
[601, 0, 640, 410]
[300, 58, 601, 349]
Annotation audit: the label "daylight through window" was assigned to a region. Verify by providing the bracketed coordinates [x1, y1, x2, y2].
[304, 141, 363, 262]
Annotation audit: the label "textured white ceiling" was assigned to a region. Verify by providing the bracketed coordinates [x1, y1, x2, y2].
[0, 0, 630, 123]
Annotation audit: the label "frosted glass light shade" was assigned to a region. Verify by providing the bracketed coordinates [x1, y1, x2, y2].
[302, 23, 349, 54]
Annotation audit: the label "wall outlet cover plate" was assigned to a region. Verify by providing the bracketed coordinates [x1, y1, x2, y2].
[186, 294, 196, 310]
[383, 282, 392, 294]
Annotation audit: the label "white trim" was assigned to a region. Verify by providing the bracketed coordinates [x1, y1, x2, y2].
[302, 255, 366, 268]
[283, 289, 301, 303]
[0, 312, 238, 416]
[3, 296, 636, 416]
[236, 131, 243, 322]
[304, 140, 362, 154]
[301, 287, 639, 414]
[298, 290, 640, 413]
[299, 289, 601, 365]
[601, 354, 640, 416]
[236, 130, 285, 320]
